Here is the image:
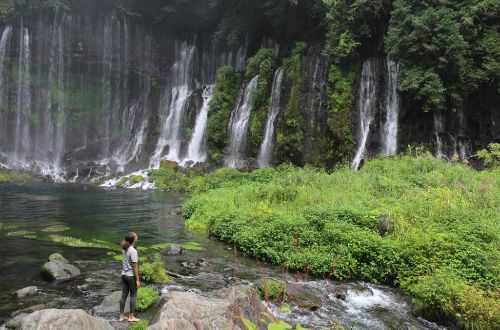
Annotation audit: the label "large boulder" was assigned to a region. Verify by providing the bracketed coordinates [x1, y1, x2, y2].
[92, 291, 130, 315]
[147, 285, 268, 330]
[41, 255, 81, 281]
[1, 309, 113, 330]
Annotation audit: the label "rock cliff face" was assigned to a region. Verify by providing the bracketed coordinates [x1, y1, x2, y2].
[0, 6, 496, 180]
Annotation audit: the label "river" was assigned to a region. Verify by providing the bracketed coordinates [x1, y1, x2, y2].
[0, 183, 444, 329]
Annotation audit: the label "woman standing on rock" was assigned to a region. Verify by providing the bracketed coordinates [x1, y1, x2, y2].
[119, 232, 141, 323]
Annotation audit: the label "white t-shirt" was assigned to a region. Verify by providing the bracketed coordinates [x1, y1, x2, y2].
[121, 246, 138, 277]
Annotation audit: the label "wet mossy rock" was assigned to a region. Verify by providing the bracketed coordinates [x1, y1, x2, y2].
[40, 254, 81, 281]
[48, 253, 68, 263]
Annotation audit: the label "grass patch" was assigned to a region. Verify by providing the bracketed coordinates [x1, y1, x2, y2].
[183, 155, 500, 328]
[140, 253, 171, 284]
[136, 287, 159, 311]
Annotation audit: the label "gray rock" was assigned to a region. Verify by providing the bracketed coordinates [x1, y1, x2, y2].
[332, 284, 348, 300]
[284, 282, 323, 310]
[148, 285, 267, 330]
[48, 253, 68, 263]
[167, 244, 182, 255]
[2, 309, 113, 330]
[14, 286, 37, 298]
[41, 261, 81, 281]
[92, 291, 130, 315]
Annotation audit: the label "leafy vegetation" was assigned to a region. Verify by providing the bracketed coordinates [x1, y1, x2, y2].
[0, 170, 39, 183]
[47, 235, 118, 250]
[257, 279, 286, 302]
[128, 320, 149, 330]
[136, 287, 159, 311]
[184, 156, 500, 327]
[274, 42, 308, 165]
[206, 66, 241, 162]
[476, 143, 500, 168]
[246, 48, 277, 156]
[139, 253, 170, 284]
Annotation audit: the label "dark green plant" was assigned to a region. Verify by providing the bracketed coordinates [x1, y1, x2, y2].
[139, 253, 170, 284]
[136, 287, 159, 311]
[274, 42, 307, 165]
[206, 66, 241, 161]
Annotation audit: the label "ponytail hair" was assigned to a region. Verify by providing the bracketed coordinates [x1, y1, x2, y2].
[121, 232, 137, 250]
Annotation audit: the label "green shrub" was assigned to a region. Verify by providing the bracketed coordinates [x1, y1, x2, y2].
[148, 168, 190, 191]
[206, 66, 241, 158]
[257, 279, 286, 302]
[475, 143, 500, 168]
[184, 155, 500, 327]
[129, 175, 144, 185]
[129, 320, 149, 330]
[136, 287, 159, 311]
[140, 253, 170, 284]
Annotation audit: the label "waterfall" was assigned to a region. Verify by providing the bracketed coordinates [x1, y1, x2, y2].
[456, 108, 470, 160]
[0, 25, 12, 145]
[150, 42, 195, 167]
[258, 67, 284, 167]
[14, 26, 31, 162]
[381, 60, 400, 156]
[183, 84, 215, 164]
[352, 59, 379, 170]
[225, 75, 259, 168]
[433, 112, 445, 158]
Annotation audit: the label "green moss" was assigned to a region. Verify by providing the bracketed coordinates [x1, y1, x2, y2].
[136, 287, 159, 311]
[42, 225, 70, 233]
[48, 235, 118, 250]
[0, 170, 40, 183]
[129, 175, 144, 185]
[140, 253, 171, 284]
[6, 230, 36, 239]
[274, 42, 308, 165]
[206, 66, 242, 159]
[245, 48, 277, 156]
[137, 242, 172, 253]
[181, 241, 204, 251]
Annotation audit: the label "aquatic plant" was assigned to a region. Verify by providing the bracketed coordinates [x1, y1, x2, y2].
[140, 253, 170, 284]
[136, 287, 159, 311]
[41, 225, 70, 233]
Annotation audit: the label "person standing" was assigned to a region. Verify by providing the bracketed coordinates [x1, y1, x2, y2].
[119, 232, 140, 322]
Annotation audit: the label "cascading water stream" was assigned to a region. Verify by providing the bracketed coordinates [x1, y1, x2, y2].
[352, 59, 379, 170]
[258, 67, 284, 167]
[225, 75, 259, 168]
[150, 42, 195, 167]
[0, 25, 12, 145]
[14, 26, 31, 163]
[381, 60, 400, 156]
[433, 112, 445, 158]
[184, 85, 215, 164]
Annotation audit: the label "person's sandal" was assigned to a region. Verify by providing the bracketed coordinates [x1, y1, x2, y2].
[128, 317, 140, 323]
